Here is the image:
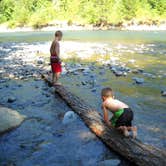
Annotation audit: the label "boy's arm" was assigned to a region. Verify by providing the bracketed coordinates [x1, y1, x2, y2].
[55, 42, 60, 57]
[102, 104, 112, 127]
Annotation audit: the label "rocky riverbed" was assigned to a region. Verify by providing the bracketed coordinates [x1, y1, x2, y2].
[0, 40, 166, 166]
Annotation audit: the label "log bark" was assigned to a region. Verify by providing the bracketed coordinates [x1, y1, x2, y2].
[41, 74, 166, 166]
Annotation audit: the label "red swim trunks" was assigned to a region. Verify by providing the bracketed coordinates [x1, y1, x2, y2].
[51, 62, 62, 73]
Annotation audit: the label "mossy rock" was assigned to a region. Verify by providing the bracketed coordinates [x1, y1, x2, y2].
[0, 106, 26, 134]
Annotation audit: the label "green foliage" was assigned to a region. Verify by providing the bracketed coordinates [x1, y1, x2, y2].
[0, 0, 166, 28]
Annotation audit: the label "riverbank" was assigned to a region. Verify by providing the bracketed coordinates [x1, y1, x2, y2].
[0, 21, 166, 32]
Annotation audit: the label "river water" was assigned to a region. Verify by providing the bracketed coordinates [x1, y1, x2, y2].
[0, 30, 166, 166]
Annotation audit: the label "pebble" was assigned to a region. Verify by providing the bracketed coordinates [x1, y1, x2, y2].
[0, 79, 7, 83]
[81, 81, 87, 85]
[99, 71, 105, 75]
[138, 69, 144, 73]
[114, 71, 124, 77]
[37, 57, 44, 64]
[132, 77, 144, 84]
[161, 91, 166, 97]
[91, 88, 97, 92]
[132, 69, 139, 74]
[7, 97, 17, 103]
[143, 73, 156, 78]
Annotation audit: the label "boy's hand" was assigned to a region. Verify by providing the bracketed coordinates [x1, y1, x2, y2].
[107, 121, 113, 128]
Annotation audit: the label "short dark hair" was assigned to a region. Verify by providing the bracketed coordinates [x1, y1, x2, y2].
[55, 30, 63, 37]
[101, 87, 113, 98]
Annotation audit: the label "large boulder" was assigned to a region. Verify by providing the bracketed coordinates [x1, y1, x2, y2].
[0, 106, 26, 134]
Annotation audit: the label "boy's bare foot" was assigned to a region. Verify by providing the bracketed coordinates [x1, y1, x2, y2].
[123, 126, 130, 137]
[132, 126, 137, 139]
[54, 82, 62, 86]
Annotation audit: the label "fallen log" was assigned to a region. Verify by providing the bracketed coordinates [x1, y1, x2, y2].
[41, 74, 166, 166]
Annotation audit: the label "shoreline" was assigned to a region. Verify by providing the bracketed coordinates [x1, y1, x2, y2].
[0, 23, 166, 33]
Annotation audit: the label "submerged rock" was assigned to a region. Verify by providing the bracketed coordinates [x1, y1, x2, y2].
[132, 77, 144, 84]
[62, 111, 77, 125]
[0, 106, 25, 134]
[98, 159, 120, 166]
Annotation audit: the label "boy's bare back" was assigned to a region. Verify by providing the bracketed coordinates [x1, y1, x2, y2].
[103, 98, 129, 113]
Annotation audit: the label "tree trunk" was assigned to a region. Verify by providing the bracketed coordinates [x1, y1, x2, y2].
[41, 74, 166, 166]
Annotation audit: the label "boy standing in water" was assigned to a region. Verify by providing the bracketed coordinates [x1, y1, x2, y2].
[50, 31, 63, 85]
[101, 87, 137, 138]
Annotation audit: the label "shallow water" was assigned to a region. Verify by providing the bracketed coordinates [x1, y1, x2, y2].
[0, 30, 166, 43]
[0, 79, 120, 166]
[0, 30, 166, 165]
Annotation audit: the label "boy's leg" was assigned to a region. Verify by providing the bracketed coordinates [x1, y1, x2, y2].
[126, 126, 137, 138]
[131, 126, 137, 139]
[55, 72, 61, 85]
[117, 126, 129, 137]
[52, 73, 55, 84]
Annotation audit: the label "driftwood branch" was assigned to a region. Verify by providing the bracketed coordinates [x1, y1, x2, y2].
[41, 74, 166, 166]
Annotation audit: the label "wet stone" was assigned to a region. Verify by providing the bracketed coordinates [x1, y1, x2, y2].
[132, 77, 144, 84]
[138, 68, 144, 73]
[81, 81, 87, 85]
[0, 79, 7, 83]
[114, 71, 124, 77]
[132, 69, 139, 74]
[7, 96, 17, 103]
[37, 57, 44, 64]
[91, 88, 97, 92]
[161, 91, 166, 97]
[0, 106, 25, 134]
[62, 111, 77, 125]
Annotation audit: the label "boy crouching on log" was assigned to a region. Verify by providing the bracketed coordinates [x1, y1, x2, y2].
[101, 87, 137, 138]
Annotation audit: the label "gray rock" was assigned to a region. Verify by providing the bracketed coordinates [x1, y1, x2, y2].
[138, 69, 144, 73]
[99, 71, 105, 75]
[8, 96, 16, 103]
[132, 77, 144, 84]
[161, 91, 166, 97]
[132, 69, 139, 74]
[37, 58, 44, 64]
[68, 67, 90, 74]
[143, 72, 156, 78]
[98, 159, 120, 166]
[114, 71, 123, 77]
[91, 88, 97, 92]
[81, 81, 87, 85]
[62, 111, 77, 125]
[83, 72, 89, 76]
[73, 71, 79, 75]
[0, 79, 7, 83]
[123, 72, 127, 76]
[0, 106, 25, 134]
